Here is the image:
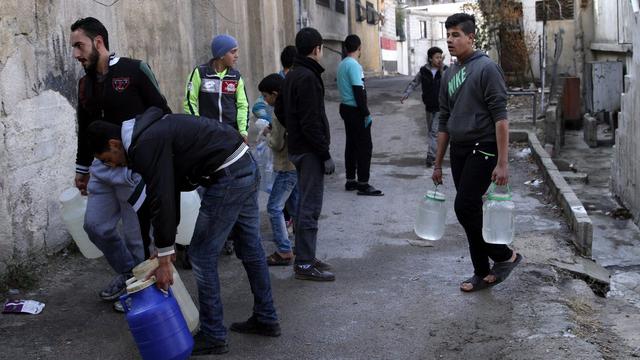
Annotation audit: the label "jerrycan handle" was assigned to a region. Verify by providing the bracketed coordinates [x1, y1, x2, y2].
[487, 182, 511, 194]
[487, 182, 512, 201]
[119, 294, 130, 313]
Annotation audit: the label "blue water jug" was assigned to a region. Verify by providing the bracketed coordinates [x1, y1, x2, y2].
[119, 278, 194, 360]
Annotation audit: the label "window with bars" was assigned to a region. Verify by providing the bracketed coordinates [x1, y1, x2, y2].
[366, 1, 376, 24]
[420, 20, 428, 38]
[356, 0, 366, 22]
[336, 0, 345, 13]
[316, 0, 330, 8]
[535, 0, 574, 21]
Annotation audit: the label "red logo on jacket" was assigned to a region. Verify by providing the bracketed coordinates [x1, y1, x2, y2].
[221, 80, 238, 94]
[112, 77, 130, 92]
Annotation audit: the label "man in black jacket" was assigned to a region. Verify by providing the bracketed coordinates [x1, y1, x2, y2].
[86, 108, 280, 355]
[282, 27, 336, 281]
[70, 17, 171, 310]
[401, 46, 447, 167]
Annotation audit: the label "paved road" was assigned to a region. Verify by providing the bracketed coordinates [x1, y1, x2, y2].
[0, 76, 634, 360]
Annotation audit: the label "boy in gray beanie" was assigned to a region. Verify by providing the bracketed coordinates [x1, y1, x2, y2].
[183, 34, 249, 140]
[181, 34, 250, 260]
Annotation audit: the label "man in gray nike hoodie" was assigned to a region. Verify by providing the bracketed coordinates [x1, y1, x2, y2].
[432, 13, 522, 292]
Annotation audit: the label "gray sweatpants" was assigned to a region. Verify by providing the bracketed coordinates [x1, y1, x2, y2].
[426, 111, 439, 159]
[83, 159, 145, 274]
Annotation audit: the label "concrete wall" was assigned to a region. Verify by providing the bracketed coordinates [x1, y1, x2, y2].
[349, 0, 382, 74]
[612, 9, 640, 224]
[297, 0, 349, 83]
[0, 0, 294, 266]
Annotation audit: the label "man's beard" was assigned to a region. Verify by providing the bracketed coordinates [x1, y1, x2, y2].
[83, 45, 100, 75]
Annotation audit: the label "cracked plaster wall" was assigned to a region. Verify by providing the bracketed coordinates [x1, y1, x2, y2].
[613, 12, 640, 225]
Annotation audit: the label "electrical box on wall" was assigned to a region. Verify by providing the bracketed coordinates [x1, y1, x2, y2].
[584, 61, 624, 113]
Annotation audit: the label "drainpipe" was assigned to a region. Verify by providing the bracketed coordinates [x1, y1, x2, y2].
[297, 0, 303, 31]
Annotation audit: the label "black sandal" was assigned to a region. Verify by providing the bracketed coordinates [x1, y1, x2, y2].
[491, 253, 523, 284]
[266, 252, 293, 266]
[460, 274, 497, 292]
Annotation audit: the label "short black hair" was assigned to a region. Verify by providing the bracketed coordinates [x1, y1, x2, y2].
[427, 46, 443, 60]
[444, 13, 476, 35]
[86, 121, 121, 154]
[295, 27, 323, 56]
[71, 17, 110, 50]
[344, 34, 361, 53]
[280, 45, 297, 69]
[258, 73, 284, 94]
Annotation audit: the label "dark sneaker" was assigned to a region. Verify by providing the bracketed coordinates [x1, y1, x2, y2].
[313, 258, 333, 272]
[294, 264, 335, 281]
[99, 273, 130, 301]
[113, 300, 125, 313]
[192, 332, 229, 356]
[356, 184, 384, 196]
[345, 181, 358, 191]
[230, 315, 281, 337]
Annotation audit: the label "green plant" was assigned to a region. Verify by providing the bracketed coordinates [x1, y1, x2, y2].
[0, 249, 44, 293]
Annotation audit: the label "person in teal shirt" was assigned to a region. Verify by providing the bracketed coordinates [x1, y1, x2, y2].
[336, 34, 383, 196]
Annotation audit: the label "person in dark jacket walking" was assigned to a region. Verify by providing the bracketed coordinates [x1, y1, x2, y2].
[86, 107, 280, 355]
[70, 17, 171, 311]
[282, 27, 336, 281]
[401, 46, 447, 167]
[432, 13, 521, 293]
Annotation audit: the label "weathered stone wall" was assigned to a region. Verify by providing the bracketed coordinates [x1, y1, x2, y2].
[613, 11, 640, 224]
[0, 0, 294, 267]
[349, 0, 382, 74]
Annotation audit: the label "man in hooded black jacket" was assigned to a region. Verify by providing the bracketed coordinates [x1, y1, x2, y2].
[86, 107, 279, 355]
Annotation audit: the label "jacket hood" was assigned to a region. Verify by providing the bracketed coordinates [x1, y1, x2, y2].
[460, 50, 488, 65]
[129, 106, 166, 148]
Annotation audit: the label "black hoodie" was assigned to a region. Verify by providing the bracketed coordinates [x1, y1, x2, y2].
[123, 107, 245, 251]
[282, 55, 332, 161]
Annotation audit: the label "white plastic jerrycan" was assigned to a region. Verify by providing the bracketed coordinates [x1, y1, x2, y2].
[132, 259, 200, 333]
[176, 190, 200, 245]
[59, 187, 103, 259]
[482, 183, 515, 245]
[414, 186, 447, 240]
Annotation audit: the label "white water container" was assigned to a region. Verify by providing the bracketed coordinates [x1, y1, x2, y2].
[414, 189, 447, 240]
[132, 259, 200, 333]
[482, 183, 515, 245]
[175, 190, 200, 245]
[59, 187, 103, 259]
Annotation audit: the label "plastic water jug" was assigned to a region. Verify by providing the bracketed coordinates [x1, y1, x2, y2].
[176, 190, 200, 245]
[119, 277, 194, 360]
[414, 187, 447, 240]
[58, 187, 103, 259]
[254, 140, 274, 193]
[132, 259, 199, 333]
[482, 183, 515, 245]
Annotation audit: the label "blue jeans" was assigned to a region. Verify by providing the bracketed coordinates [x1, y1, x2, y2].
[188, 154, 278, 341]
[84, 159, 145, 274]
[266, 170, 298, 253]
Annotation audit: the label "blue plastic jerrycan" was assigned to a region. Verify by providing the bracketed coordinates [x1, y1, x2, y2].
[119, 277, 194, 360]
